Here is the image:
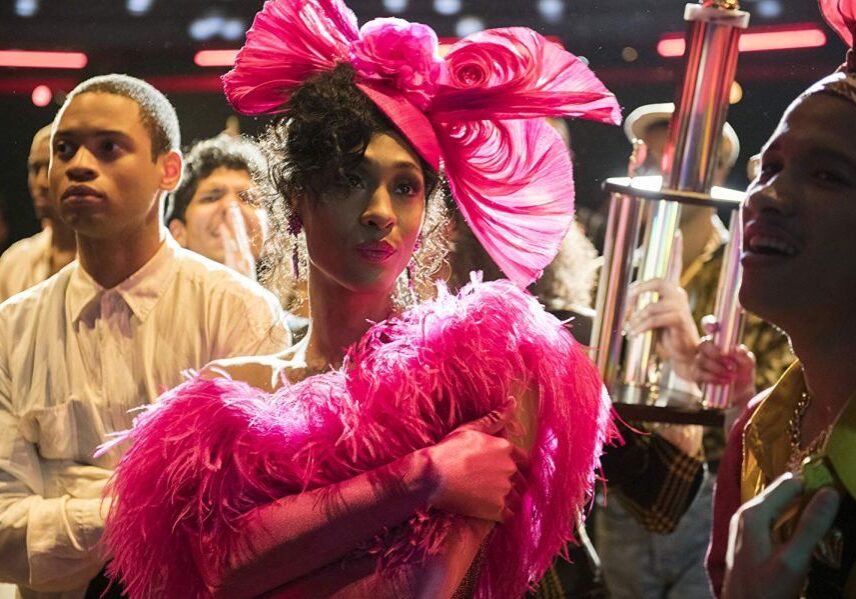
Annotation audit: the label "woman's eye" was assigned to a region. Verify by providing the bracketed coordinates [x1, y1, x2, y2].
[395, 181, 420, 196]
[346, 174, 364, 189]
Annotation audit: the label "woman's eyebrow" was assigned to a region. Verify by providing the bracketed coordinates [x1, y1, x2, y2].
[362, 156, 421, 172]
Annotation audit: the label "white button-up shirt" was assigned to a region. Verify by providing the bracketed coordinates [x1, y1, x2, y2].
[0, 234, 290, 598]
[0, 229, 52, 303]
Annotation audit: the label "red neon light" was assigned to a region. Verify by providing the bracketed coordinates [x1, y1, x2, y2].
[0, 51, 87, 69]
[739, 29, 826, 52]
[31, 84, 52, 106]
[194, 50, 239, 67]
[657, 24, 827, 57]
[657, 38, 687, 58]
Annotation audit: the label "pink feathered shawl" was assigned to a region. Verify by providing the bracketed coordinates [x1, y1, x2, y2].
[102, 279, 615, 598]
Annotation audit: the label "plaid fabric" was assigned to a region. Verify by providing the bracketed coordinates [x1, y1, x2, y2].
[602, 421, 705, 534]
[532, 564, 566, 599]
[530, 540, 608, 599]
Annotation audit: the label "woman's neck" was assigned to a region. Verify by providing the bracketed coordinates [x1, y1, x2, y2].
[304, 267, 396, 370]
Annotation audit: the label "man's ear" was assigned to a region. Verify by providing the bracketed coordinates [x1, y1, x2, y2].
[159, 150, 183, 192]
[168, 218, 187, 247]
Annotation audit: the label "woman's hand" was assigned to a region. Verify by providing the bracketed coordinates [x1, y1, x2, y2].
[723, 473, 840, 599]
[626, 277, 700, 379]
[693, 337, 756, 412]
[422, 408, 526, 523]
[215, 409, 524, 598]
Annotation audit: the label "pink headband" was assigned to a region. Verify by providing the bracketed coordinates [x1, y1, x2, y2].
[223, 0, 621, 286]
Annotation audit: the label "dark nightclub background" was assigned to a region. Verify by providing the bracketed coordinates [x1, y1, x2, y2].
[0, 0, 846, 250]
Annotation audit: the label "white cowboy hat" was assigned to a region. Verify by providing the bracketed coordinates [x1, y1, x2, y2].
[623, 102, 740, 169]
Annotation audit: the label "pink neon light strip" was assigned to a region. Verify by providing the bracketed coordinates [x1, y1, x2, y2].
[0, 50, 88, 69]
[657, 24, 827, 58]
[194, 50, 239, 67]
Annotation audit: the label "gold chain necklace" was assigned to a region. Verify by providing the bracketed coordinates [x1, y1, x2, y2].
[787, 390, 834, 472]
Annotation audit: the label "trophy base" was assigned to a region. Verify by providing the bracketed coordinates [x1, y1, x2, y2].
[611, 383, 724, 427]
[614, 382, 701, 409]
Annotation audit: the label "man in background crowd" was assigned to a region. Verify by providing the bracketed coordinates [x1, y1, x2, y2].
[0, 125, 76, 301]
[166, 135, 268, 280]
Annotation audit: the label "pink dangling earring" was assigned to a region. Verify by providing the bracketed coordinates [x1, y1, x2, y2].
[407, 234, 422, 295]
[406, 263, 415, 293]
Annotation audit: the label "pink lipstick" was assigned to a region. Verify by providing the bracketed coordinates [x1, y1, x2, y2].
[356, 240, 396, 263]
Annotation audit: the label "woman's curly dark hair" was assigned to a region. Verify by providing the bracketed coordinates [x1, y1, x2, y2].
[255, 63, 447, 310]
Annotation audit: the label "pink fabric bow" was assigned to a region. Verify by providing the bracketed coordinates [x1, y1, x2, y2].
[820, 0, 856, 47]
[223, 0, 621, 286]
[349, 18, 444, 111]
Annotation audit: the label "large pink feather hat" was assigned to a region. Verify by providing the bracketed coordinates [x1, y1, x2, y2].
[222, 0, 621, 286]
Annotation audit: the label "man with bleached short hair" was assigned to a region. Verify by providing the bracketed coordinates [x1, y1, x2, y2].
[0, 74, 289, 599]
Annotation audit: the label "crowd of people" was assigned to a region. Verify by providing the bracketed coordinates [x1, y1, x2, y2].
[1, 0, 854, 597]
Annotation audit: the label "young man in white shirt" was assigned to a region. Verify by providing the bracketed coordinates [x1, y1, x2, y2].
[0, 74, 290, 599]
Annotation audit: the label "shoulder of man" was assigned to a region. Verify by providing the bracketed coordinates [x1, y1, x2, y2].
[0, 262, 73, 319]
[0, 230, 47, 267]
[0, 265, 75, 365]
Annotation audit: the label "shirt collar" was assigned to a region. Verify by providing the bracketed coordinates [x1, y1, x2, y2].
[744, 360, 806, 481]
[747, 360, 856, 500]
[823, 386, 856, 498]
[67, 231, 180, 324]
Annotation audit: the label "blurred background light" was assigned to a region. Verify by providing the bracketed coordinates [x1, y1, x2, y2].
[658, 24, 827, 57]
[537, 0, 565, 24]
[621, 46, 639, 62]
[382, 0, 408, 13]
[220, 19, 246, 41]
[729, 81, 743, 104]
[14, 0, 39, 18]
[0, 50, 88, 69]
[194, 49, 238, 67]
[434, 0, 461, 16]
[756, 0, 783, 19]
[126, 0, 154, 17]
[189, 13, 226, 41]
[455, 15, 484, 37]
[31, 84, 51, 107]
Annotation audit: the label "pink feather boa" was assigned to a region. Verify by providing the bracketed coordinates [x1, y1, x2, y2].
[102, 278, 615, 598]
